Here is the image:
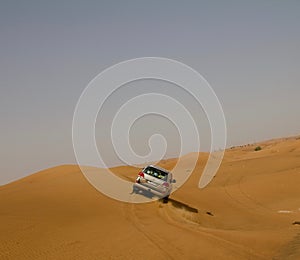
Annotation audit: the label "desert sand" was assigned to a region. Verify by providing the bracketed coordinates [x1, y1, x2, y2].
[1, 136, 300, 259]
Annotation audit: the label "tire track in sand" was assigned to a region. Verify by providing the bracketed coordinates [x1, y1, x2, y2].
[122, 202, 175, 260]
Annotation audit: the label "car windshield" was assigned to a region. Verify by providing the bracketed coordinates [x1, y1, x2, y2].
[143, 166, 168, 180]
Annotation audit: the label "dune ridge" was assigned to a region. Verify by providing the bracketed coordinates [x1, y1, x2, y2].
[1, 136, 300, 259]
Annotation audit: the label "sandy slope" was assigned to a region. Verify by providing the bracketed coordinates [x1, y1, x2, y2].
[1, 136, 300, 259]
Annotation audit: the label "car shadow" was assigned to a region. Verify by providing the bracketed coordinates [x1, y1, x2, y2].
[130, 186, 214, 216]
[130, 185, 156, 199]
[166, 198, 198, 213]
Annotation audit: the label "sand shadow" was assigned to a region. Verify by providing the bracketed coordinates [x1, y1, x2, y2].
[165, 198, 214, 216]
[130, 186, 211, 216]
[167, 198, 199, 213]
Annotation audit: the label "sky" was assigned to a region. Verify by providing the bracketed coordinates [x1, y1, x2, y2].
[1, 0, 300, 185]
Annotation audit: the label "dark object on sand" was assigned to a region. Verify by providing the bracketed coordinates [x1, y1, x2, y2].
[206, 211, 214, 216]
[254, 146, 262, 151]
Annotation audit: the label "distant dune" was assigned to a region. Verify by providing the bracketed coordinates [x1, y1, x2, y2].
[1, 136, 300, 259]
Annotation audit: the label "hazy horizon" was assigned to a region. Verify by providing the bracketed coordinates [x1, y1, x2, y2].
[1, 1, 300, 185]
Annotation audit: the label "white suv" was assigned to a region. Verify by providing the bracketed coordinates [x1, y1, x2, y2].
[133, 165, 175, 201]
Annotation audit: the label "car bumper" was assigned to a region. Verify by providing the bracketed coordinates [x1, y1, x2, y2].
[133, 182, 169, 198]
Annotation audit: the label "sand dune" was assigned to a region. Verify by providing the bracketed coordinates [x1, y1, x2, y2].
[1, 136, 300, 259]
